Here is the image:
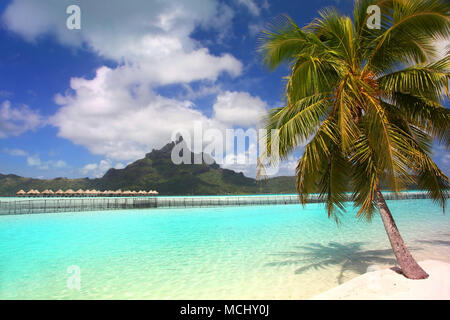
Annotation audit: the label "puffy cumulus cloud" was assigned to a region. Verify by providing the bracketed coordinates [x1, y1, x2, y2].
[2, 0, 242, 84]
[0, 101, 43, 138]
[4, 0, 247, 162]
[50, 67, 228, 161]
[212, 91, 267, 127]
[4, 0, 274, 176]
[80, 159, 125, 178]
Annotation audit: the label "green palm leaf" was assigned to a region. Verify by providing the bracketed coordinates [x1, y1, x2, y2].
[259, 0, 449, 220]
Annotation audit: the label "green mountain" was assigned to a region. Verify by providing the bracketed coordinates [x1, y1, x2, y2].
[0, 138, 297, 196]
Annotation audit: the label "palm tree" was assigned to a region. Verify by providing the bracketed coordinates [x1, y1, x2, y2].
[258, 0, 449, 279]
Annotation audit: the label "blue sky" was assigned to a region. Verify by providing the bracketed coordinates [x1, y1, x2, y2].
[0, 0, 448, 179]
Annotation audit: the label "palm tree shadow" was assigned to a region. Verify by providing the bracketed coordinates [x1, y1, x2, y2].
[416, 239, 450, 246]
[266, 242, 398, 284]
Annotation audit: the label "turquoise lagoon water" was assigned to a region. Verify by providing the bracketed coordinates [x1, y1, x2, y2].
[0, 198, 449, 299]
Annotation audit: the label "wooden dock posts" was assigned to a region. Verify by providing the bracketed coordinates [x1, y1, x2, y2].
[0, 191, 445, 215]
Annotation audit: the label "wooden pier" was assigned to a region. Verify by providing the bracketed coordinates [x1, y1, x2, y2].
[0, 191, 442, 216]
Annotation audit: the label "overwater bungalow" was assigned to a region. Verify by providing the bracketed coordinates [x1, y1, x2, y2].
[55, 189, 64, 196]
[16, 190, 26, 197]
[27, 189, 38, 197]
[65, 189, 75, 197]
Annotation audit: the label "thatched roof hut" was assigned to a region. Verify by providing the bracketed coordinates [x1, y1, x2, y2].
[16, 190, 26, 196]
[65, 189, 75, 196]
[55, 189, 64, 195]
[27, 189, 40, 196]
[48, 190, 55, 195]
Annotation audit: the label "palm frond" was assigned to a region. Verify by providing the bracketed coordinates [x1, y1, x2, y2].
[259, 2, 450, 221]
[365, 0, 450, 73]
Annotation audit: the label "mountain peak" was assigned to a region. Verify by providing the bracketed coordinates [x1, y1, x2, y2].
[0, 136, 297, 195]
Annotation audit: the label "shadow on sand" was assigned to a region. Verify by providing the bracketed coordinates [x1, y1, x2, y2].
[416, 239, 450, 246]
[265, 242, 398, 284]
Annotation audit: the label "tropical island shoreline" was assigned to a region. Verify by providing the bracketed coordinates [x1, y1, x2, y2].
[312, 260, 450, 300]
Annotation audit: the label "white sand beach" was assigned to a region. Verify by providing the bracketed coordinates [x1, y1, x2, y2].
[312, 260, 450, 300]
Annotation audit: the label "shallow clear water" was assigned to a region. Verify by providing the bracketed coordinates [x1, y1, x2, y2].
[0, 199, 449, 299]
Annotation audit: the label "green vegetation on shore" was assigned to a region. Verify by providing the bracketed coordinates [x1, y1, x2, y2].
[0, 139, 297, 196]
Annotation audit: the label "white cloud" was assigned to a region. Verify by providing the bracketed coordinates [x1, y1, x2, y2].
[27, 155, 42, 167]
[54, 160, 67, 168]
[222, 143, 299, 178]
[3, 0, 247, 162]
[0, 90, 13, 98]
[442, 154, 450, 166]
[3, 148, 28, 156]
[248, 22, 264, 37]
[26, 154, 67, 170]
[80, 159, 125, 178]
[3, 147, 68, 171]
[180, 83, 222, 100]
[0, 101, 43, 138]
[236, 0, 261, 16]
[50, 73, 268, 168]
[2, 0, 242, 86]
[434, 37, 450, 61]
[3, 0, 274, 178]
[50, 66, 231, 161]
[213, 91, 267, 127]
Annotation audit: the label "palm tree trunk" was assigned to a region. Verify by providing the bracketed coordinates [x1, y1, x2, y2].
[375, 188, 429, 279]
